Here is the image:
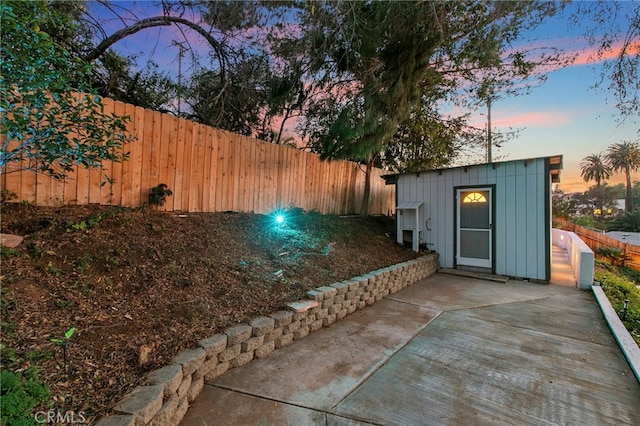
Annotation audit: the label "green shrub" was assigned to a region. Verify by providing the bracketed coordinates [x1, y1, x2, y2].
[596, 268, 640, 346]
[148, 184, 173, 207]
[0, 367, 50, 425]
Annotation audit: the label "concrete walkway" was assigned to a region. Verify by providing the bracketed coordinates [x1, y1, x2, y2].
[182, 274, 640, 425]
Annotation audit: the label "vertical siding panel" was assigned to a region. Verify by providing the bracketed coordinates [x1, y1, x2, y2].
[172, 116, 186, 211]
[206, 126, 218, 212]
[180, 120, 194, 211]
[243, 136, 255, 212]
[107, 100, 124, 205]
[130, 106, 145, 207]
[163, 115, 179, 211]
[515, 163, 527, 277]
[201, 126, 213, 212]
[229, 134, 241, 211]
[225, 133, 237, 212]
[194, 123, 206, 212]
[140, 109, 155, 205]
[214, 129, 228, 212]
[119, 102, 136, 207]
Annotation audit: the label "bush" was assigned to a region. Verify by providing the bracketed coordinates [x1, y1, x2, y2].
[0, 367, 50, 425]
[596, 266, 640, 346]
[608, 210, 640, 232]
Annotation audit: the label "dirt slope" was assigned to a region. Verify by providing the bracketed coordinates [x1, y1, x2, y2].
[0, 203, 419, 421]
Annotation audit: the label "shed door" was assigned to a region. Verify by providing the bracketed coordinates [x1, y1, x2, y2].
[457, 188, 492, 268]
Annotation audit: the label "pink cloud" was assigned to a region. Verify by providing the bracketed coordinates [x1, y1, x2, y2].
[469, 110, 573, 129]
[571, 39, 640, 66]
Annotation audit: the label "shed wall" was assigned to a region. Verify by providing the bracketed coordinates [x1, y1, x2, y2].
[397, 158, 549, 280]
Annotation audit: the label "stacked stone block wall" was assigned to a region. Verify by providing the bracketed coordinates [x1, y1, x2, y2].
[95, 253, 439, 425]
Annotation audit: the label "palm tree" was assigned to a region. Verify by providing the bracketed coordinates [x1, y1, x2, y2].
[580, 153, 612, 188]
[580, 153, 612, 218]
[606, 141, 640, 212]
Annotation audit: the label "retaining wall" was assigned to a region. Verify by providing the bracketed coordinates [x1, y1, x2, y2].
[552, 228, 595, 290]
[95, 253, 440, 426]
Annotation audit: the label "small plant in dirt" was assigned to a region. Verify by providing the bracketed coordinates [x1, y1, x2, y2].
[50, 327, 76, 377]
[148, 184, 173, 207]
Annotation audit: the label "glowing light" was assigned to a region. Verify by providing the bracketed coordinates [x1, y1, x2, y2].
[275, 215, 284, 224]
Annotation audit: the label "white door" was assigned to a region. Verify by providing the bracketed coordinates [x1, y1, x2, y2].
[457, 188, 492, 268]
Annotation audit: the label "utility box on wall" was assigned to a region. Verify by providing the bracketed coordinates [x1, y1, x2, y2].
[396, 201, 422, 252]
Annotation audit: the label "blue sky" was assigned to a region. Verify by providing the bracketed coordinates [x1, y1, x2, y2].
[482, 2, 639, 192]
[89, 1, 639, 193]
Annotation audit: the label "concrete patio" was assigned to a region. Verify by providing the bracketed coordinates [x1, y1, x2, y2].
[182, 272, 640, 425]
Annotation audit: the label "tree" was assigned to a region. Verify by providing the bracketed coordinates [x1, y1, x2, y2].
[277, 1, 561, 216]
[0, 1, 130, 180]
[580, 153, 612, 188]
[606, 141, 640, 212]
[573, 1, 640, 120]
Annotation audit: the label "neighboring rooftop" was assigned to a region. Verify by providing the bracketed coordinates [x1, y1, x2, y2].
[605, 231, 640, 246]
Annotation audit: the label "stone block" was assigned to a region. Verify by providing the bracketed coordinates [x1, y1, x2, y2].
[218, 344, 241, 363]
[287, 300, 319, 313]
[275, 333, 294, 349]
[346, 280, 361, 291]
[334, 294, 345, 304]
[225, 324, 253, 346]
[345, 290, 359, 300]
[242, 335, 265, 353]
[265, 327, 283, 342]
[328, 304, 342, 315]
[336, 310, 347, 321]
[187, 376, 204, 403]
[316, 286, 337, 300]
[309, 319, 323, 332]
[375, 294, 383, 302]
[171, 397, 189, 426]
[199, 334, 227, 358]
[293, 327, 309, 340]
[205, 361, 229, 383]
[93, 416, 136, 426]
[315, 308, 329, 320]
[150, 394, 179, 426]
[321, 298, 334, 308]
[357, 301, 366, 310]
[347, 304, 357, 314]
[176, 375, 191, 399]
[198, 357, 219, 379]
[230, 351, 254, 368]
[329, 281, 349, 294]
[254, 340, 275, 359]
[305, 289, 324, 301]
[250, 316, 275, 336]
[284, 320, 300, 333]
[172, 348, 206, 377]
[292, 311, 308, 321]
[323, 315, 336, 327]
[145, 365, 182, 398]
[113, 385, 164, 425]
[269, 311, 293, 327]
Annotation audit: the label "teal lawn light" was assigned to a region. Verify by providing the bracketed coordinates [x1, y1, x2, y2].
[275, 214, 284, 225]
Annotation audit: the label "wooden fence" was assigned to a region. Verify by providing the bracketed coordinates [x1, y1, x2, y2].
[1, 98, 395, 215]
[558, 219, 640, 271]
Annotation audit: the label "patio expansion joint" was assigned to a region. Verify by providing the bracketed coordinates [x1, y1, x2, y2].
[205, 383, 388, 426]
[328, 307, 446, 412]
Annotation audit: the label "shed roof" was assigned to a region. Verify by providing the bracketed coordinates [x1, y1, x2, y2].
[382, 155, 563, 185]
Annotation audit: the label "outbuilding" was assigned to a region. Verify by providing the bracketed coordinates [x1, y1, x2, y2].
[383, 155, 563, 282]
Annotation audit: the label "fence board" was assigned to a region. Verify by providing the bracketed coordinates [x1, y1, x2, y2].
[1, 98, 395, 216]
[558, 219, 640, 271]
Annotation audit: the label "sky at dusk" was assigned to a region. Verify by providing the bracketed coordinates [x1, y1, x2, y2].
[88, 1, 639, 194]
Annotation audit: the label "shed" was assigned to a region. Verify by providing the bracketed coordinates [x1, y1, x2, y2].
[383, 155, 563, 282]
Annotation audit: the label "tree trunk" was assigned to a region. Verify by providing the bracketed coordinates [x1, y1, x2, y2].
[360, 156, 374, 218]
[626, 165, 633, 212]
